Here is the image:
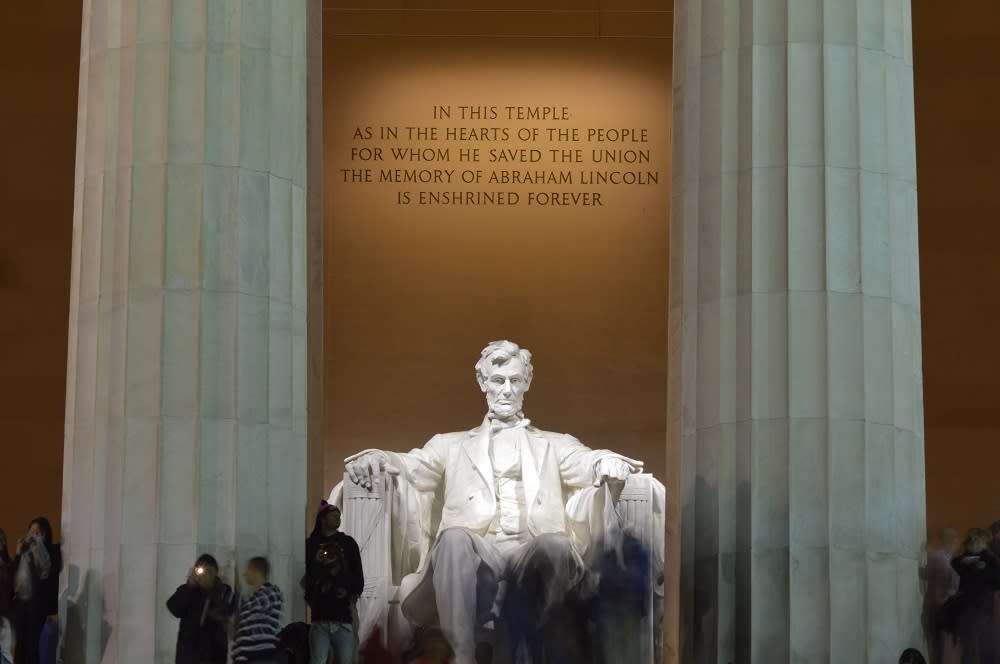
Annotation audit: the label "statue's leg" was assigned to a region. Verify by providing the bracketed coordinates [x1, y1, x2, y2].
[429, 528, 501, 664]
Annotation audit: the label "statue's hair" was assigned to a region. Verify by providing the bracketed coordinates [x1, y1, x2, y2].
[475, 340, 533, 387]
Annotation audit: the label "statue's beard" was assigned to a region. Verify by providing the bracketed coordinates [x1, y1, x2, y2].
[488, 396, 524, 420]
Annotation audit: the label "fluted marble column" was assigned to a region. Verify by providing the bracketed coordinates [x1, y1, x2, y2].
[668, 1, 925, 662]
[60, 1, 309, 661]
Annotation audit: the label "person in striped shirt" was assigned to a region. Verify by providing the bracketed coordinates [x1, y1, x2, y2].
[232, 557, 284, 664]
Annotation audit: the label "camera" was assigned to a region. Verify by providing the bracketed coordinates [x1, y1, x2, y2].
[195, 566, 205, 575]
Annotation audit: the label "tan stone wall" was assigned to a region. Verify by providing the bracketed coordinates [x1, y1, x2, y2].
[1, 0, 999, 626]
[912, 1, 1000, 541]
[320, 25, 674, 497]
[0, 1, 82, 542]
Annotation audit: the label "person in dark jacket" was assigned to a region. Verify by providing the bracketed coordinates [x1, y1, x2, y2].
[988, 521, 1000, 558]
[899, 648, 927, 664]
[951, 528, 1000, 664]
[276, 622, 310, 664]
[305, 501, 363, 664]
[12, 517, 61, 664]
[924, 527, 959, 664]
[0, 529, 14, 615]
[166, 554, 236, 664]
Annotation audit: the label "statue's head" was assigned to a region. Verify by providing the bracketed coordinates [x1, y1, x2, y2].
[475, 340, 533, 419]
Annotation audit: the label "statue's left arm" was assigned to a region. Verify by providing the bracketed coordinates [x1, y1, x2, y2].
[553, 434, 655, 562]
[552, 434, 643, 489]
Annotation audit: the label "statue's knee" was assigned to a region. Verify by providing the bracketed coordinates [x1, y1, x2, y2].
[532, 533, 573, 558]
[432, 527, 475, 558]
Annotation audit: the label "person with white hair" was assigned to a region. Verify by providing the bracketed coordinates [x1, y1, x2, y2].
[343, 340, 647, 664]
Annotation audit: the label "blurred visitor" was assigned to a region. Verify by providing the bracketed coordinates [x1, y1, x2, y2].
[591, 532, 651, 664]
[166, 553, 237, 664]
[276, 622, 310, 664]
[305, 501, 363, 664]
[12, 518, 60, 664]
[950, 528, 999, 664]
[411, 628, 452, 664]
[37, 616, 56, 664]
[988, 522, 1000, 558]
[474, 642, 493, 664]
[900, 648, 928, 664]
[232, 557, 284, 664]
[1, 611, 13, 664]
[0, 530, 13, 614]
[359, 627, 393, 664]
[925, 527, 960, 664]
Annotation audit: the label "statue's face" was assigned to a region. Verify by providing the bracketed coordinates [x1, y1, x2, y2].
[483, 357, 529, 419]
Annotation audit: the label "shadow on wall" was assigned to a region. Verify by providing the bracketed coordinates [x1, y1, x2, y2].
[60, 565, 111, 663]
[691, 475, 718, 664]
[679, 476, 751, 663]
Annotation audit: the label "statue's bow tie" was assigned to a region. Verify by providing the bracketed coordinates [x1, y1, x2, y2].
[489, 416, 530, 433]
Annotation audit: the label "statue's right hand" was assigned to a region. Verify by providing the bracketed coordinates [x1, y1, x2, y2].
[345, 451, 398, 490]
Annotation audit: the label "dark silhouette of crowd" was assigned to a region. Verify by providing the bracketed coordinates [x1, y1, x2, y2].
[160, 499, 368, 664]
[924, 523, 1000, 664]
[0, 505, 693, 664]
[155, 495, 652, 664]
[10, 505, 995, 663]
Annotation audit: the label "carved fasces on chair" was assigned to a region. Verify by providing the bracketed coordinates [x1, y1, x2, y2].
[340, 470, 394, 646]
[612, 473, 666, 664]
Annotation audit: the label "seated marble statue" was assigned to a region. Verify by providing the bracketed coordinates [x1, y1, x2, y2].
[338, 340, 659, 664]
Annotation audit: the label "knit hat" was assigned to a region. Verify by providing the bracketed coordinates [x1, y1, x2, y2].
[317, 500, 339, 517]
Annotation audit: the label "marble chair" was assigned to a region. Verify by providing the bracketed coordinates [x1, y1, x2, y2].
[331, 471, 665, 663]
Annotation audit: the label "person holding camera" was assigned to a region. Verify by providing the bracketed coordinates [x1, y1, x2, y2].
[0, 529, 13, 615]
[305, 502, 363, 664]
[12, 518, 60, 664]
[166, 554, 236, 664]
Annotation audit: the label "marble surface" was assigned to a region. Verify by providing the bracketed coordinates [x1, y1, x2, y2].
[667, 1, 925, 662]
[60, 2, 312, 662]
[336, 341, 664, 663]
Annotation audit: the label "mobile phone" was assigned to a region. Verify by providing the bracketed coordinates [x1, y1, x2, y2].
[195, 566, 205, 575]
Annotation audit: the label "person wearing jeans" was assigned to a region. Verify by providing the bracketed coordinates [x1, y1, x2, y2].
[308, 621, 356, 664]
[38, 616, 57, 664]
[305, 502, 363, 664]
